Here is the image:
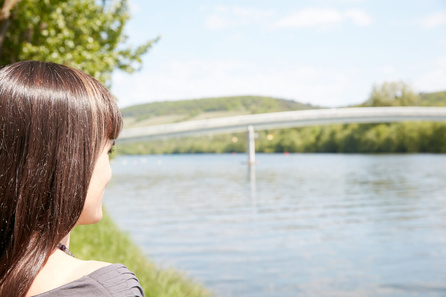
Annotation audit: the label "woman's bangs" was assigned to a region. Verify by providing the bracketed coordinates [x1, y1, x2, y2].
[84, 77, 123, 142]
[96, 85, 122, 141]
[105, 95, 123, 140]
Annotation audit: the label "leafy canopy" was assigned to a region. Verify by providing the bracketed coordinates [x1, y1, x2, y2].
[0, 0, 159, 87]
[363, 81, 419, 107]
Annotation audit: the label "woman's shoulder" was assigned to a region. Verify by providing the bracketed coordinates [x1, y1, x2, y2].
[75, 259, 111, 276]
[87, 263, 144, 295]
[31, 263, 144, 297]
[27, 251, 109, 296]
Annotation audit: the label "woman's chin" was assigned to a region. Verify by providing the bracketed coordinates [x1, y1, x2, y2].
[76, 209, 103, 225]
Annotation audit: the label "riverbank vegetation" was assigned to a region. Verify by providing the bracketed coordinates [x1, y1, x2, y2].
[116, 122, 446, 154]
[71, 211, 212, 297]
[118, 84, 446, 155]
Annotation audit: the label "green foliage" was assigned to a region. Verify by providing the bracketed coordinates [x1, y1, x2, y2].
[71, 210, 212, 297]
[117, 133, 248, 155]
[362, 81, 419, 107]
[0, 0, 159, 87]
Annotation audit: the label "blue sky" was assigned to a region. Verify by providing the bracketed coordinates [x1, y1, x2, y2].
[112, 0, 446, 108]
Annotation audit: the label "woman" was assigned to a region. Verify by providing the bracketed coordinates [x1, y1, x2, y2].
[0, 61, 144, 297]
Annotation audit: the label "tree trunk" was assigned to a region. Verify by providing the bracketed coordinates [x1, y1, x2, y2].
[0, 0, 19, 56]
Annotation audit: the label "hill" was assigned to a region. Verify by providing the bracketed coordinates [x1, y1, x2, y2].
[419, 91, 446, 106]
[120, 96, 317, 128]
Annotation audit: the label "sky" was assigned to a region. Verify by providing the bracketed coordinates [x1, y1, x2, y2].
[111, 0, 446, 108]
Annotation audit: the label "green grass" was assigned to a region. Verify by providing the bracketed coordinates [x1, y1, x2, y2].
[71, 210, 213, 297]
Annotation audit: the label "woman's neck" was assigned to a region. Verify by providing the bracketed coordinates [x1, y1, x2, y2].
[60, 233, 71, 248]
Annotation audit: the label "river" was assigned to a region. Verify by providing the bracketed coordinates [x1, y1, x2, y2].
[104, 154, 446, 297]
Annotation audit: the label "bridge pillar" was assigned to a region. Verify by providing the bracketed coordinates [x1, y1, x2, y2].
[247, 125, 255, 165]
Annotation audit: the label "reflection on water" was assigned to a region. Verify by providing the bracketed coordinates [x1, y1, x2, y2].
[104, 154, 446, 297]
[249, 164, 256, 211]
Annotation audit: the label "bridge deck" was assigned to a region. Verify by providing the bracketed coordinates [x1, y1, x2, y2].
[118, 107, 446, 142]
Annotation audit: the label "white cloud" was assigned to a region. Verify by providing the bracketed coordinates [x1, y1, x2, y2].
[345, 9, 373, 26]
[326, 0, 365, 2]
[232, 7, 271, 18]
[205, 6, 372, 31]
[229, 33, 245, 42]
[275, 8, 343, 30]
[205, 6, 274, 30]
[274, 7, 372, 30]
[128, 0, 141, 15]
[114, 54, 446, 108]
[205, 14, 231, 30]
[214, 5, 228, 14]
[112, 58, 369, 108]
[420, 11, 446, 28]
[379, 66, 396, 76]
[415, 55, 446, 92]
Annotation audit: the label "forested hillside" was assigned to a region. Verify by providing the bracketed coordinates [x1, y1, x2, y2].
[117, 86, 446, 155]
[121, 96, 317, 127]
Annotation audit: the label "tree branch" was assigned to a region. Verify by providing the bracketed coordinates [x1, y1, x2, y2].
[0, 0, 19, 21]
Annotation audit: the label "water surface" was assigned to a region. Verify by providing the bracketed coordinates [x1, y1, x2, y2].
[105, 154, 446, 297]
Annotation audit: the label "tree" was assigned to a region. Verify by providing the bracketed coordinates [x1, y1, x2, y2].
[364, 81, 419, 107]
[0, 0, 159, 87]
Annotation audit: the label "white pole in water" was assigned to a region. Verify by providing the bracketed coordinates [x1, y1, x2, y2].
[247, 125, 255, 165]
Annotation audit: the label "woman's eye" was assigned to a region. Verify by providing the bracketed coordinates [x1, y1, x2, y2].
[108, 140, 116, 154]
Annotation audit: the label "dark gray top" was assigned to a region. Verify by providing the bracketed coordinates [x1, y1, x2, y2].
[32, 263, 144, 297]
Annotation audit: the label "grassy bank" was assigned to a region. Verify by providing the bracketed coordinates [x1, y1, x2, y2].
[71, 210, 212, 297]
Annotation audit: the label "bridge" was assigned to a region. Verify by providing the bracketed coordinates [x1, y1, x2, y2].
[117, 106, 446, 164]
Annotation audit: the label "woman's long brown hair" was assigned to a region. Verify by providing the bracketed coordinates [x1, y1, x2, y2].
[0, 61, 123, 297]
